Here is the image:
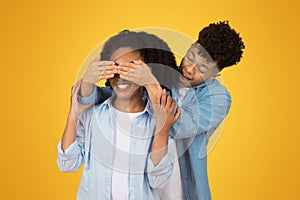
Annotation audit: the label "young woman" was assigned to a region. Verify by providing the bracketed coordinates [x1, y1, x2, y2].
[57, 31, 180, 200]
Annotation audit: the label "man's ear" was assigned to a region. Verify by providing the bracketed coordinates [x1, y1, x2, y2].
[209, 72, 221, 80]
[214, 73, 221, 78]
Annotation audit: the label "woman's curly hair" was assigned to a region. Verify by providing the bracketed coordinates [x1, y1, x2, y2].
[197, 21, 245, 71]
[101, 30, 178, 90]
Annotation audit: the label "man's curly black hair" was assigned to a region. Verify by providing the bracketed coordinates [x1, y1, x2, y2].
[100, 30, 178, 90]
[196, 21, 245, 71]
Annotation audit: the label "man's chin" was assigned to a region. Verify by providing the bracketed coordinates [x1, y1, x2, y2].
[178, 80, 192, 87]
[178, 76, 191, 87]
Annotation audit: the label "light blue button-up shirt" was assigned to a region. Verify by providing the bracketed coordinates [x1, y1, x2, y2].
[171, 79, 231, 200]
[57, 97, 175, 200]
[77, 79, 231, 200]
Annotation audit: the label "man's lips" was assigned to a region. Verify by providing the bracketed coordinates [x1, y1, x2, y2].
[181, 72, 192, 80]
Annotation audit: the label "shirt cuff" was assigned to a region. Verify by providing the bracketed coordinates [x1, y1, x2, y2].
[77, 85, 97, 105]
[147, 137, 176, 175]
[57, 140, 80, 160]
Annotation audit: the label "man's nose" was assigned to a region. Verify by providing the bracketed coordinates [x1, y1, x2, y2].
[182, 59, 195, 73]
[184, 64, 195, 74]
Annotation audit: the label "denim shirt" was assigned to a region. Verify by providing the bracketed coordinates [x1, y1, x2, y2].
[78, 79, 231, 200]
[57, 97, 175, 200]
[171, 79, 231, 200]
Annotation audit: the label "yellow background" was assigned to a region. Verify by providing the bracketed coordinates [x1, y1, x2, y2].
[1, 0, 299, 199]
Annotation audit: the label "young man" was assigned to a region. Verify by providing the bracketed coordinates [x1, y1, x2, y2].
[79, 21, 245, 199]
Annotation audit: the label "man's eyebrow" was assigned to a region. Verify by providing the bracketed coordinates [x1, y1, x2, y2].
[200, 64, 209, 69]
[195, 48, 207, 60]
[191, 49, 208, 68]
[190, 50, 195, 58]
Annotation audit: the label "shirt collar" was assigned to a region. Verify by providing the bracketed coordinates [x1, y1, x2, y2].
[192, 79, 219, 91]
[101, 93, 154, 118]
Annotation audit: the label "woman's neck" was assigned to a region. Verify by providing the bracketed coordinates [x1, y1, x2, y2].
[112, 92, 146, 113]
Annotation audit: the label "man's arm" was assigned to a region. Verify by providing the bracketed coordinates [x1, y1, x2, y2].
[171, 84, 231, 139]
[78, 85, 113, 105]
[118, 61, 231, 140]
[79, 58, 162, 106]
[80, 81, 95, 98]
[117, 60, 163, 105]
[77, 54, 117, 105]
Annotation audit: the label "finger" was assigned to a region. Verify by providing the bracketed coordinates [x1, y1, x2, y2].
[169, 99, 176, 112]
[104, 64, 118, 71]
[91, 61, 115, 68]
[98, 74, 115, 81]
[119, 73, 144, 86]
[117, 67, 136, 76]
[94, 68, 117, 79]
[118, 64, 136, 73]
[132, 60, 145, 65]
[165, 94, 172, 108]
[116, 67, 131, 75]
[156, 91, 161, 105]
[119, 62, 139, 69]
[117, 69, 126, 75]
[132, 60, 151, 71]
[119, 74, 135, 82]
[71, 81, 81, 102]
[98, 69, 117, 76]
[131, 61, 151, 71]
[174, 106, 181, 120]
[161, 89, 167, 107]
[117, 67, 129, 75]
[93, 54, 101, 62]
[72, 80, 82, 94]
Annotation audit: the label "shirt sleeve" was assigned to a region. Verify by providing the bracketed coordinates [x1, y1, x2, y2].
[171, 85, 231, 139]
[78, 85, 112, 105]
[56, 114, 87, 172]
[147, 137, 176, 189]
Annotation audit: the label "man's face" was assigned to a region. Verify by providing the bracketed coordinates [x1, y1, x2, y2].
[178, 43, 220, 87]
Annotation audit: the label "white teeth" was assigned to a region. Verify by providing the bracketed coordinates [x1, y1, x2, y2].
[182, 73, 190, 80]
[117, 84, 130, 89]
